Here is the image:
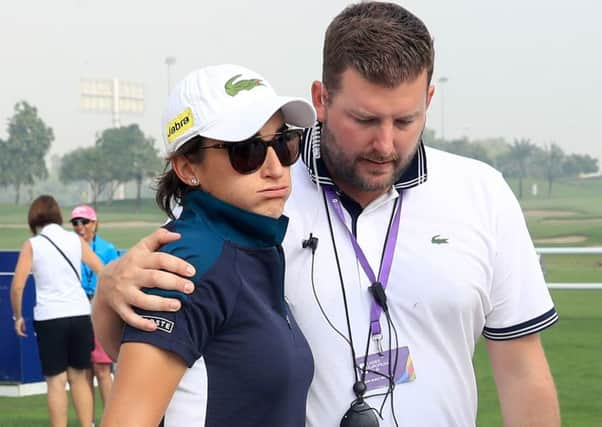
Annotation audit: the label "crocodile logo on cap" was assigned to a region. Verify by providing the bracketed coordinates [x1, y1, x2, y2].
[224, 74, 264, 97]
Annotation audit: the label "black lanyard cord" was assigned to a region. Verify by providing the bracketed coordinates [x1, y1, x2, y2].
[310, 243, 351, 346]
[320, 188, 402, 426]
[322, 189, 361, 384]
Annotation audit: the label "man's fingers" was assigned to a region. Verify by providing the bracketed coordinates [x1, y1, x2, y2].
[112, 287, 181, 330]
[95, 228, 194, 331]
[115, 304, 158, 332]
[132, 231, 195, 280]
[114, 288, 183, 330]
[130, 291, 183, 313]
[137, 267, 193, 294]
[138, 228, 182, 253]
[141, 252, 196, 284]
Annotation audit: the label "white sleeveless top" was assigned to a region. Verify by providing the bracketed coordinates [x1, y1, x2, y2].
[29, 223, 90, 321]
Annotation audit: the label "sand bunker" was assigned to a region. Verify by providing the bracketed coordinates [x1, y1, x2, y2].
[524, 210, 576, 217]
[533, 235, 588, 244]
[542, 218, 602, 224]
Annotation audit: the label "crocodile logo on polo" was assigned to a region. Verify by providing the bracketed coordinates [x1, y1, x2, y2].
[431, 234, 449, 244]
[224, 74, 264, 97]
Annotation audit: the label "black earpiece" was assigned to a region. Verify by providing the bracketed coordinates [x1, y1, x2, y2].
[302, 233, 319, 253]
[369, 282, 388, 312]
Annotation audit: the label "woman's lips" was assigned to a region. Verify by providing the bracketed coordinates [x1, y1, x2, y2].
[259, 186, 289, 198]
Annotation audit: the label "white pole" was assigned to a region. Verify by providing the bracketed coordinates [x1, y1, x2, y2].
[437, 76, 448, 140]
[112, 77, 120, 127]
[165, 56, 176, 97]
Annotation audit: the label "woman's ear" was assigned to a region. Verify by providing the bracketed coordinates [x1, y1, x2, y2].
[171, 156, 199, 187]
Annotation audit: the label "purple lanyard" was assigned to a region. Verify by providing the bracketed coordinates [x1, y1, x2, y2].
[323, 187, 402, 349]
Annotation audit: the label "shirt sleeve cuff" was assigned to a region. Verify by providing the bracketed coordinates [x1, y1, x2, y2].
[482, 307, 558, 341]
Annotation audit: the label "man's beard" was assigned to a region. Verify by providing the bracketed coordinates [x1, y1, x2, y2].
[319, 122, 419, 193]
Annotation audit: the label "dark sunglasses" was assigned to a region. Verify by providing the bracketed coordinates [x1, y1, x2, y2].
[198, 128, 303, 174]
[70, 218, 91, 226]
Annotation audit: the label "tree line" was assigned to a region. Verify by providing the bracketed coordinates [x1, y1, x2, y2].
[423, 129, 599, 198]
[60, 125, 161, 206]
[0, 101, 162, 207]
[0, 101, 599, 205]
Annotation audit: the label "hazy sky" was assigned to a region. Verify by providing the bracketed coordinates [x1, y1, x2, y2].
[2, 0, 601, 163]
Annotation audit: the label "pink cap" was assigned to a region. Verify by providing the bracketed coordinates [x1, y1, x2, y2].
[70, 205, 97, 221]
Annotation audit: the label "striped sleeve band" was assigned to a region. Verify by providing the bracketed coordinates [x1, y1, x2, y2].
[483, 307, 558, 340]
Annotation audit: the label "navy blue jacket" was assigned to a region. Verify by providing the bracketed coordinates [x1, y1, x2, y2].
[122, 190, 314, 427]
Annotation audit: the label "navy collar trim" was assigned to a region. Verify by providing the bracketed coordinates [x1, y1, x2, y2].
[300, 122, 428, 190]
[180, 189, 288, 247]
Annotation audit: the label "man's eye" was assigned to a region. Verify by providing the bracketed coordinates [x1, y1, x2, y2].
[395, 120, 413, 129]
[354, 117, 376, 124]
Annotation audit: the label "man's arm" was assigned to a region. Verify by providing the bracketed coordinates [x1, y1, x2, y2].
[92, 228, 195, 359]
[486, 333, 560, 426]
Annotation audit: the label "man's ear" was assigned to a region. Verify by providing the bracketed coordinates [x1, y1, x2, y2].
[426, 84, 435, 109]
[311, 80, 328, 122]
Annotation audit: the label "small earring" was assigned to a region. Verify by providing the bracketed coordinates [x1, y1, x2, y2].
[190, 176, 199, 186]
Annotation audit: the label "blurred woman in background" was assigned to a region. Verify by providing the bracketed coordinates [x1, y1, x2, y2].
[71, 205, 119, 411]
[10, 195, 103, 427]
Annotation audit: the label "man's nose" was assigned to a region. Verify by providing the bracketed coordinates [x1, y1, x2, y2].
[373, 122, 395, 152]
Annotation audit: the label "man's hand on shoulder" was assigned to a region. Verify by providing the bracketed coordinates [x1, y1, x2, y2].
[96, 228, 196, 331]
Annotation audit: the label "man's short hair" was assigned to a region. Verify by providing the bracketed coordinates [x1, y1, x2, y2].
[322, 1, 435, 94]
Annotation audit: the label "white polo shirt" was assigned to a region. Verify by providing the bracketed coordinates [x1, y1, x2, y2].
[29, 223, 90, 320]
[284, 143, 556, 426]
[164, 131, 556, 426]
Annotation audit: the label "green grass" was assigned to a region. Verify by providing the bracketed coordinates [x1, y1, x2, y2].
[2, 177, 601, 251]
[0, 199, 166, 250]
[91, 226, 163, 250]
[507, 177, 602, 250]
[0, 228, 30, 251]
[542, 255, 602, 283]
[1, 179, 601, 424]
[1, 291, 598, 426]
[0, 388, 105, 427]
[475, 290, 602, 426]
[0, 203, 29, 225]
[510, 176, 602, 213]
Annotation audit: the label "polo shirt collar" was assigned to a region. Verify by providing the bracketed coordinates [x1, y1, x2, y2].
[180, 189, 288, 247]
[300, 122, 428, 190]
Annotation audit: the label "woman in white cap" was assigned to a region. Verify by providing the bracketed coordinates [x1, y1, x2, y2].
[10, 195, 103, 427]
[99, 64, 316, 427]
[70, 205, 119, 412]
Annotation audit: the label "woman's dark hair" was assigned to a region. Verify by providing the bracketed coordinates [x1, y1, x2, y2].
[155, 135, 206, 219]
[27, 195, 63, 235]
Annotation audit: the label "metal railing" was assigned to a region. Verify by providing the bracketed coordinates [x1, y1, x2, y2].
[537, 247, 602, 290]
[2, 249, 601, 288]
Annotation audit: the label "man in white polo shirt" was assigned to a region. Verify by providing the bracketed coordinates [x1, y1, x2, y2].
[94, 2, 560, 426]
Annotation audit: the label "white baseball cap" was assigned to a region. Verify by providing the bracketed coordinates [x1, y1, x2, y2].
[162, 64, 316, 155]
